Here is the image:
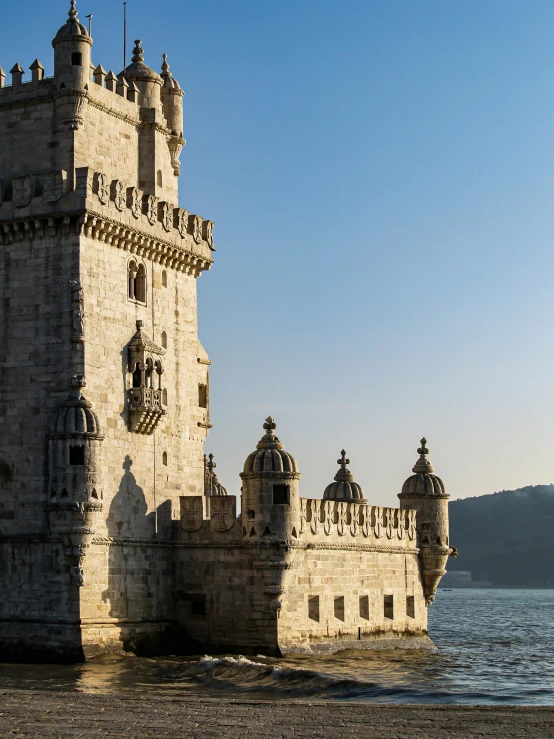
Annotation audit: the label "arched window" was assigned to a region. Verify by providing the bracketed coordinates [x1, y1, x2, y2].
[162, 452, 168, 466]
[132, 362, 142, 388]
[145, 358, 154, 388]
[135, 264, 147, 303]
[161, 331, 167, 349]
[128, 260, 137, 299]
[162, 270, 167, 287]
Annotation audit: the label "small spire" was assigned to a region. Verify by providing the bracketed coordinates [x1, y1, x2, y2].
[263, 416, 277, 433]
[256, 416, 284, 451]
[207, 453, 216, 472]
[334, 450, 354, 482]
[132, 40, 144, 64]
[161, 53, 171, 78]
[136, 319, 143, 331]
[412, 437, 434, 474]
[68, 0, 78, 20]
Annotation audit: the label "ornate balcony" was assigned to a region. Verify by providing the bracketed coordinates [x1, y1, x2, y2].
[128, 386, 166, 434]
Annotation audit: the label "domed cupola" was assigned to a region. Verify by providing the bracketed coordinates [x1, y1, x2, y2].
[53, 0, 90, 43]
[243, 417, 298, 475]
[54, 388, 102, 438]
[399, 438, 447, 498]
[123, 40, 162, 108]
[323, 450, 366, 502]
[206, 454, 228, 497]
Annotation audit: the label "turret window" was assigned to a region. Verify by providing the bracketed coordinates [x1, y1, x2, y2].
[71, 52, 83, 66]
[69, 446, 85, 466]
[273, 484, 289, 505]
[128, 260, 147, 304]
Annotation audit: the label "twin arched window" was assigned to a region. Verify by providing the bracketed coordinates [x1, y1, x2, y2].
[132, 358, 163, 389]
[128, 261, 146, 303]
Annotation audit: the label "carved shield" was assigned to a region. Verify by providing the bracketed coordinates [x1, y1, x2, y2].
[191, 215, 202, 244]
[43, 171, 63, 203]
[94, 172, 109, 205]
[145, 195, 159, 225]
[160, 202, 172, 232]
[310, 499, 320, 534]
[210, 496, 236, 532]
[361, 505, 371, 538]
[407, 509, 417, 540]
[180, 496, 203, 532]
[337, 501, 347, 536]
[398, 509, 406, 540]
[111, 180, 126, 211]
[350, 503, 359, 537]
[176, 208, 189, 238]
[386, 508, 395, 539]
[324, 500, 334, 536]
[13, 176, 32, 208]
[127, 187, 141, 219]
[203, 220, 214, 248]
[374, 506, 383, 538]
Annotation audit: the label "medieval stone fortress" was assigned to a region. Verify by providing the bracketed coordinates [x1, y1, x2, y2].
[0, 2, 456, 660]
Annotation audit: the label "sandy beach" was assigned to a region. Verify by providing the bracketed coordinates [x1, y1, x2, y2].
[0, 690, 552, 738]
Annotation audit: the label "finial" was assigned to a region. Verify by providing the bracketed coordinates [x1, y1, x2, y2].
[136, 319, 143, 331]
[68, 0, 78, 20]
[132, 40, 144, 64]
[333, 449, 354, 482]
[418, 437, 429, 456]
[161, 53, 171, 77]
[207, 453, 216, 472]
[263, 416, 277, 433]
[412, 436, 434, 474]
[338, 449, 349, 468]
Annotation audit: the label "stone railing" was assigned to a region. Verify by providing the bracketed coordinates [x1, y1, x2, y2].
[299, 499, 416, 544]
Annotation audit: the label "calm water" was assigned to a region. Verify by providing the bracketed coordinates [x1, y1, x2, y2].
[1, 589, 553, 704]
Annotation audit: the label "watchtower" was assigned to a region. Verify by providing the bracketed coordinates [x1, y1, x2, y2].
[0, 2, 215, 659]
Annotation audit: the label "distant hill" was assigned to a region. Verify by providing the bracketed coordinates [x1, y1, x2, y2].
[449, 485, 554, 588]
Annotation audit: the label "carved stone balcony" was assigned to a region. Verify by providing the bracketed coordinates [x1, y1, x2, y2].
[128, 386, 166, 434]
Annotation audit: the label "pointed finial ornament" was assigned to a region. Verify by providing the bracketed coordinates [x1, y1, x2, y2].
[263, 416, 277, 433]
[207, 453, 216, 472]
[412, 437, 434, 474]
[132, 40, 144, 63]
[161, 53, 171, 77]
[69, 0, 78, 20]
[334, 449, 354, 482]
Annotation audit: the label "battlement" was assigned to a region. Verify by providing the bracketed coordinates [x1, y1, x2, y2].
[178, 494, 418, 551]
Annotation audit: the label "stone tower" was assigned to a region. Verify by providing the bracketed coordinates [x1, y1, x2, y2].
[0, 2, 214, 659]
[398, 439, 452, 605]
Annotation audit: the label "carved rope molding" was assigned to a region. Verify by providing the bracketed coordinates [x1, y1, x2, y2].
[0, 211, 213, 277]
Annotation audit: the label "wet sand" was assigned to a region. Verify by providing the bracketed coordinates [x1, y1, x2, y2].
[0, 690, 553, 738]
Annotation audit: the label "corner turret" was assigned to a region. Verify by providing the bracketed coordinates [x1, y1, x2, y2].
[160, 54, 185, 175]
[240, 418, 301, 541]
[323, 450, 366, 502]
[398, 438, 455, 605]
[123, 40, 162, 109]
[52, 1, 92, 90]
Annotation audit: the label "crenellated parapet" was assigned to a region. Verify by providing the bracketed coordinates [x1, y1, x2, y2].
[0, 166, 214, 276]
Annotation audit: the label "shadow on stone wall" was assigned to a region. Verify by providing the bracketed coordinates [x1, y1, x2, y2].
[102, 455, 172, 623]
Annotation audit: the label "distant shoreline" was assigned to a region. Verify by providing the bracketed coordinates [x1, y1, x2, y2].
[0, 689, 552, 738]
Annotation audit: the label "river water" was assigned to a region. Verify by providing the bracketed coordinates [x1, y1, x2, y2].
[1, 589, 553, 704]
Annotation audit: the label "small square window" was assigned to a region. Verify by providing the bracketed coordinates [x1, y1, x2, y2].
[273, 485, 289, 505]
[69, 446, 85, 466]
[71, 52, 83, 66]
[247, 509, 255, 519]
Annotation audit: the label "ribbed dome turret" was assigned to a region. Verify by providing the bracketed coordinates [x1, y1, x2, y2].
[53, 0, 90, 44]
[206, 454, 228, 496]
[242, 418, 298, 474]
[123, 40, 162, 84]
[323, 450, 366, 502]
[161, 54, 181, 90]
[399, 438, 447, 497]
[53, 382, 102, 437]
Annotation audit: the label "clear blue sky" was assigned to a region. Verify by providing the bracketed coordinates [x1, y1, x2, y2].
[3, 1, 554, 504]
